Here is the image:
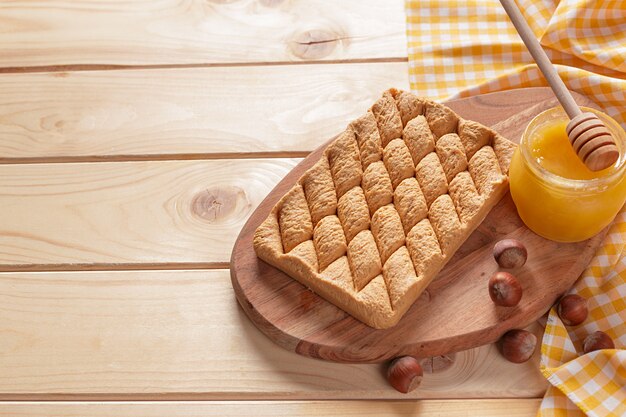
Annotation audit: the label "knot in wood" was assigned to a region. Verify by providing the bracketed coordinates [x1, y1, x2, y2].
[289, 29, 343, 60]
[420, 353, 456, 374]
[191, 186, 247, 223]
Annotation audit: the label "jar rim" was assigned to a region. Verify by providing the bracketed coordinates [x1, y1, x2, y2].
[519, 106, 626, 189]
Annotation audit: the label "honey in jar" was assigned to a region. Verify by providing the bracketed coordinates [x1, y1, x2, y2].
[509, 106, 626, 242]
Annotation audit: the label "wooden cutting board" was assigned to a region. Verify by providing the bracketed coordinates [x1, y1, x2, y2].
[230, 87, 607, 364]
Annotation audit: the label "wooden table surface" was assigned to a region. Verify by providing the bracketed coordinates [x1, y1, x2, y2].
[0, 1, 547, 415]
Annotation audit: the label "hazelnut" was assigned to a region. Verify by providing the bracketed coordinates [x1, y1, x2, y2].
[493, 239, 527, 269]
[498, 329, 537, 363]
[489, 271, 522, 307]
[387, 356, 423, 393]
[557, 294, 588, 326]
[583, 331, 615, 353]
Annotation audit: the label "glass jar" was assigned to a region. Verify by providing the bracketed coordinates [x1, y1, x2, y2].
[509, 106, 626, 242]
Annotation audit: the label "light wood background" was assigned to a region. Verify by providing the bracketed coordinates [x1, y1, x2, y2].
[0, 1, 546, 415]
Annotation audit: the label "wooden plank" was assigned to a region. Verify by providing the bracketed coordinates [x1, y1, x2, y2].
[0, 270, 547, 399]
[0, 400, 542, 416]
[0, 158, 300, 268]
[0, 63, 409, 161]
[0, 0, 406, 68]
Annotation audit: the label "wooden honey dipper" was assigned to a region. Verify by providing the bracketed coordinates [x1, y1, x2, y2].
[500, 0, 619, 171]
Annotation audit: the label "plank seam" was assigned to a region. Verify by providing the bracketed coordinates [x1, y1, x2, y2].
[0, 152, 310, 165]
[0, 57, 409, 75]
[0, 394, 544, 401]
[0, 262, 230, 273]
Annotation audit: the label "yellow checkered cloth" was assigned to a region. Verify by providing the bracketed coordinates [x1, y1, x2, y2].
[405, 1, 626, 416]
[540, 213, 626, 417]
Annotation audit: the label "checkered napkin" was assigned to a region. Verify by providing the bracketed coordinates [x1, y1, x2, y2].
[405, 1, 626, 416]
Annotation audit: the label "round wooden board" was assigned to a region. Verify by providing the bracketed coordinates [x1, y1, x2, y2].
[230, 87, 607, 363]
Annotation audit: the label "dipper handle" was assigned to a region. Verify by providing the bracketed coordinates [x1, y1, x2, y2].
[499, 0, 618, 171]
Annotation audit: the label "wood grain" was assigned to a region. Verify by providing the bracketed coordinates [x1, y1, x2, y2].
[0, 159, 298, 268]
[231, 88, 606, 362]
[0, 269, 547, 399]
[0, 63, 409, 161]
[0, 0, 406, 69]
[0, 0, 555, 410]
[0, 400, 542, 416]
